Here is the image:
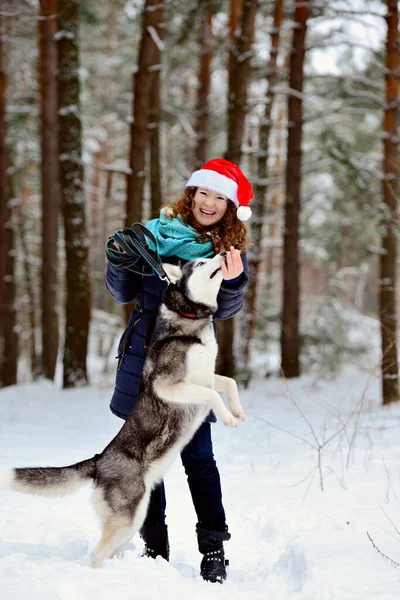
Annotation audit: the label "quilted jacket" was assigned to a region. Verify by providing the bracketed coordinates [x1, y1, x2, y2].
[106, 254, 248, 421]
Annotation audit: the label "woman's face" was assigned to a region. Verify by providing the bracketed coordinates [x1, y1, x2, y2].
[192, 188, 229, 227]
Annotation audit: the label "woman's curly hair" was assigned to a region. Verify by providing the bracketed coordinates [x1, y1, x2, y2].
[165, 187, 248, 253]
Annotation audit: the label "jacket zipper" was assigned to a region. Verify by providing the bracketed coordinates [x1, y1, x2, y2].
[117, 312, 143, 371]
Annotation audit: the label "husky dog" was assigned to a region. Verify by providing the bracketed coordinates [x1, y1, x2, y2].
[0, 254, 245, 568]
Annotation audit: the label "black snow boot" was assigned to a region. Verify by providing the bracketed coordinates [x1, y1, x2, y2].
[196, 525, 231, 583]
[140, 522, 170, 561]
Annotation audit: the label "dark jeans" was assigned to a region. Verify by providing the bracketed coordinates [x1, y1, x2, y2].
[143, 421, 227, 532]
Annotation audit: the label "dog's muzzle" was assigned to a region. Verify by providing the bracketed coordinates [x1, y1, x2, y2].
[210, 253, 226, 279]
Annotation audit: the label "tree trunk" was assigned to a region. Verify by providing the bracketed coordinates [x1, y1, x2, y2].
[0, 16, 17, 387]
[240, 0, 284, 384]
[226, 0, 258, 165]
[281, 0, 308, 378]
[194, 9, 212, 168]
[148, 7, 164, 220]
[12, 172, 38, 379]
[228, 0, 242, 99]
[39, 0, 59, 381]
[57, 0, 91, 388]
[89, 147, 103, 310]
[380, 0, 399, 405]
[265, 31, 291, 302]
[265, 103, 285, 303]
[126, 0, 164, 227]
[149, 72, 162, 218]
[217, 0, 258, 378]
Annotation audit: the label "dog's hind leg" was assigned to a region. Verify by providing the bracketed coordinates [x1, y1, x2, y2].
[108, 492, 151, 560]
[91, 516, 134, 568]
[91, 485, 150, 568]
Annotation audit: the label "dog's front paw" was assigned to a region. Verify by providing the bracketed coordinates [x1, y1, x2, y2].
[231, 406, 246, 421]
[222, 412, 238, 427]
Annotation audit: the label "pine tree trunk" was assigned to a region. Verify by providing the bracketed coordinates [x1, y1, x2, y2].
[39, 0, 59, 381]
[149, 71, 162, 219]
[265, 31, 290, 301]
[0, 16, 17, 387]
[228, 0, 242, 98]
[148, 8, 164, 220]
[226, 0, 258, 165]
[281, 0, 308, 378]
[89, 147, 103, 310]
[57, 0, 91, 388]
[14, 175, 38, 379]
[380, 0, 399, 405]
[194, 10, 212, 168]
[126, 0, 164, 226]
[265, 103, 285, 302]
[217, 0, 258, 378]
[240, 0, 284, 384]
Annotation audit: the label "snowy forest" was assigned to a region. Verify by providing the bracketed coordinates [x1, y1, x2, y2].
[2, 1, 400, 598]
[0, 0, 398, 402]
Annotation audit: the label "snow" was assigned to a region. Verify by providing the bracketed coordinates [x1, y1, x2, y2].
[147, 26, 165, 52]
[1, 367, 400, 599]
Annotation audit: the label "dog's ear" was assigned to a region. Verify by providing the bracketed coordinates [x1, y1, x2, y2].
[162, 263, 182, 284]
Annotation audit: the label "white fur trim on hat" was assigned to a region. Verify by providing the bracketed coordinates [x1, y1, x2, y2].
[236, 205, 252, 221]
[186, 169, 239, 206]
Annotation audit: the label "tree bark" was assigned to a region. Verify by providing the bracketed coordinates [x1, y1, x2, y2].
[228, 0, 242, 100]
[240, 0, 284, 384]
[265, 31, 291, 301]
[0, 15, 17, 387]
[57, 0, 91, 388]
[194, 9, 212, 168]
[89, 147, 103, 310]
[126, 0, 164, 227]
[281, 0, 308, 378]
[11, 171, 38, 379]
[380, 0, 399, 405]
[39, 0, 59, 381]
[217, 0, 258, 378]
[149, 71, 162, 218]
[226, 0, 258, 165]
[148, 4, 164, 220]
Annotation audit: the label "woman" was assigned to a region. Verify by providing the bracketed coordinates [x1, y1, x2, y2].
[106, 158, 253, 583]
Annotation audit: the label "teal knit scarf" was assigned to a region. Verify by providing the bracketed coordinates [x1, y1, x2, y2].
[145, 211, 214, 261]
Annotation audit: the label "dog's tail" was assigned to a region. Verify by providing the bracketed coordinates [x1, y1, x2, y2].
[0, 456, 97, 497]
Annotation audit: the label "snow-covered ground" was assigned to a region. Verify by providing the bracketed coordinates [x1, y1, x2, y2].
[1, 366, 400, 599]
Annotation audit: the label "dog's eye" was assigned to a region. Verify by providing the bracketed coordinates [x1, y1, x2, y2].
[196, 261, 205, 267]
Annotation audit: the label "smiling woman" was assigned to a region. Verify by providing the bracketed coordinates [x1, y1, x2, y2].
[165, 159, 252, 255]
[192, 188, 228, 226]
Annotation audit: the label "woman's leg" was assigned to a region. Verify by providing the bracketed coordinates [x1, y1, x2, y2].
[180, 421, 227, 532]
[143, 481, 167, 524]
[139, 481, 170, 560]
[181, 421, 230, 582]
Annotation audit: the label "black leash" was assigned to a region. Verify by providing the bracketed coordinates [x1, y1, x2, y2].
[105, 222, 171, 283]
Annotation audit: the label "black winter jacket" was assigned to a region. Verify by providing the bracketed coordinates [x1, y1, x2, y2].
[106, 254, 249, 420]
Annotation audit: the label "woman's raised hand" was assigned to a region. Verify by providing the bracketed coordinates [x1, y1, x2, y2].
[221, 246, 243, 280]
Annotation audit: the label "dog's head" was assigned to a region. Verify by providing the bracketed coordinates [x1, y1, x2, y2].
[161, 254, 225, 318]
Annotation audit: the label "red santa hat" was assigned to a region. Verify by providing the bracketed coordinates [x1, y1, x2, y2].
[185, 158, 254, 221]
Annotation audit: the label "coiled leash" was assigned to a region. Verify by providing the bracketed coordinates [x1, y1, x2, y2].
[105, 222, 171, 283]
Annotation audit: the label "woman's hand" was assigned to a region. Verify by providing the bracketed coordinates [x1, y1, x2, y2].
[221, 246, 243, 280]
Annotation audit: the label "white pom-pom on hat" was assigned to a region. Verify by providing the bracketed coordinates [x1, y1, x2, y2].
[236, 205, 252, 221]
[186, 158, 254, 221]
